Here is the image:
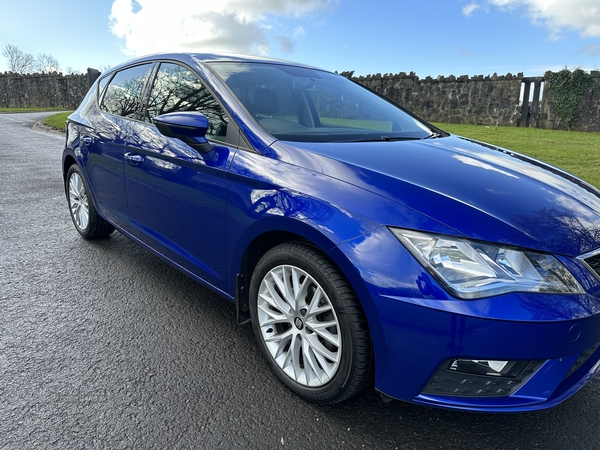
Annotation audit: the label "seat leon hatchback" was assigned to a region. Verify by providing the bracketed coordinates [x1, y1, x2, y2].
[63, 52, 600, 411]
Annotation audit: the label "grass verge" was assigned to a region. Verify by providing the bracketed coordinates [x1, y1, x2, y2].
[0, 107, 68, 113]
[43, 111, 72, 132]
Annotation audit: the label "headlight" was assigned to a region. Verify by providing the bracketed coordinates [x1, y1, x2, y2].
[390, 228, 584, 299]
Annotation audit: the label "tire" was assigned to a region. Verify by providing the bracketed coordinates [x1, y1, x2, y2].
[249, 242, 373, 404]
[65, 164, 114, 239]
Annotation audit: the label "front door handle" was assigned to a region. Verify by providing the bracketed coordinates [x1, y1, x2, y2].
[124, 152, 144, 165]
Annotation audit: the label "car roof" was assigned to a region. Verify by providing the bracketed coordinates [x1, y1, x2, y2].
[105, 52, 323, 75]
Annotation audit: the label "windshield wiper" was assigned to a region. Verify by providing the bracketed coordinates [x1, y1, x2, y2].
[344, 136, 423, 143]
[425, 132, 443, 139]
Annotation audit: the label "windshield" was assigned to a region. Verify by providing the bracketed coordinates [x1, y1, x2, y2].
[208, 62, 435, 143]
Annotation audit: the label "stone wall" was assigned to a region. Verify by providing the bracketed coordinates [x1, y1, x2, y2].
[0, 72, 89, 109]
[352, 71, 523, 127]
[349, 70, 600, 132]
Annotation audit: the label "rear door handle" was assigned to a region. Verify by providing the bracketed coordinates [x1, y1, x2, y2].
[81, 136, 93, 145]
[124, 152, 144, 165]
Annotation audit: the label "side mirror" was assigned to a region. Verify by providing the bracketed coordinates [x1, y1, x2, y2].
[153, 112, 212, 153]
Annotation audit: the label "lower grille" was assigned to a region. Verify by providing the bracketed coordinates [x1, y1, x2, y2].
[421, 360, 543, 398]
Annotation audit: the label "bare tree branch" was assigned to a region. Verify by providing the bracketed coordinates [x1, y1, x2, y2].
[2, 44, 34, 74]
[35, 53, 61, 74]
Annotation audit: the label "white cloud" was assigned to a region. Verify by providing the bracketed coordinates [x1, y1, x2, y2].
[462, 2, 480, 17]
[487, 0, 600, 38]
[109, 0, 335, 57]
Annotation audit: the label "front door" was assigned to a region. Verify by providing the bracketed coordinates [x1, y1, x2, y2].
[123, 62, 236, 291]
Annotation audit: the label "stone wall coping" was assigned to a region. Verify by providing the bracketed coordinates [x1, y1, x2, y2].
[354, 71, 533, 82]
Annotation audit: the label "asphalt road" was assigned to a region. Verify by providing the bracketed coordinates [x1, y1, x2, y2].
[1, 112, 600, 450]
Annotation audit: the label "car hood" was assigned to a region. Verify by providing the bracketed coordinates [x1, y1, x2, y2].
[272, 135, 600, 256]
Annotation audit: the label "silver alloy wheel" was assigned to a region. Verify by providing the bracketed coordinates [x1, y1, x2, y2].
[257, 264, 341, 387]
[68, 172, 89, 231]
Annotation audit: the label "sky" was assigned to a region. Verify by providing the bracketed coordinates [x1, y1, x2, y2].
[0, 0, 599, 78]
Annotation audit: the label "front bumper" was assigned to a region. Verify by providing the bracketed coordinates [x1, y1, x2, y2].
[334, 227, 600, 412]
[374, 293, 600, 412]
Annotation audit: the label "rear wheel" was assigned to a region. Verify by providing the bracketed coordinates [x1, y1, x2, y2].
[66, 165, 114, 239]
[250, 242, 372, 403]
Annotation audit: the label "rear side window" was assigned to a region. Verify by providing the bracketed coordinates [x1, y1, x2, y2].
[100, 64, 153, 119]
[145, 62, 229, 141]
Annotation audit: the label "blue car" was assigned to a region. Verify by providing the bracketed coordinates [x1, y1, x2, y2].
[63, 52, 600, 412]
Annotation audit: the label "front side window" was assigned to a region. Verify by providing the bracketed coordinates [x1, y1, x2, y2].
[209, 62, 435, 143]
[145, 62, 229, 141]
[100, 64, 153, 119]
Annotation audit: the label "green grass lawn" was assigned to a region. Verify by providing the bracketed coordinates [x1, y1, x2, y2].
[432, 123, 600, 189]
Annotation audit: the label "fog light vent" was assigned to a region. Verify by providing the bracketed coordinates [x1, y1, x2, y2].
[422, 359, 543, 398]
[565, 343, 600, 379]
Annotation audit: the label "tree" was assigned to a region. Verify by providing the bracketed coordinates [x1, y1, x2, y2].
[2, 44, 34, 74]
[35, 53, 61, 74]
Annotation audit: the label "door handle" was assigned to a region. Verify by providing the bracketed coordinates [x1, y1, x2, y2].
[124, 152, 144, 165]
[81, 136, 93, 145]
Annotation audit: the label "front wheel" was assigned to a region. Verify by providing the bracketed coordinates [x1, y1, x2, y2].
[249, 242, 373, 403]
[66, 165, 114, 239]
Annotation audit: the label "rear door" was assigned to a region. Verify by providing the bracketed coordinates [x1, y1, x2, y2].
[84, 63, 154, 230]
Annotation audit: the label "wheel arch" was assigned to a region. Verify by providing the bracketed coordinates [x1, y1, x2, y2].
[232, 218, 376, 331]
